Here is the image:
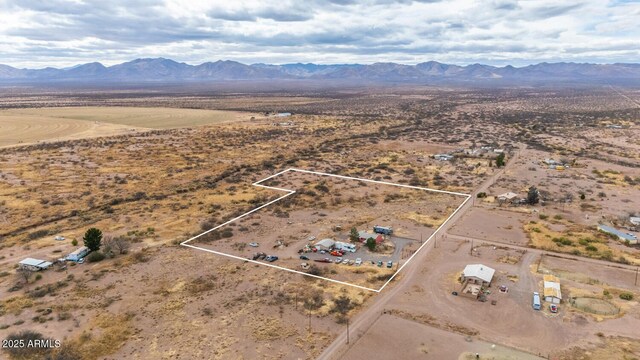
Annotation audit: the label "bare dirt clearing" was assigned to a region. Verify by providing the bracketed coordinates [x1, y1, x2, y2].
[0, 106, 257, 147]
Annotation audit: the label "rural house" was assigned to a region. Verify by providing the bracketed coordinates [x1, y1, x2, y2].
[461, 264, 495, 286]
[459, 264, 495, 299]
[497, 192, 519, 203]
[358, 230, 383, 244]
[19, 258, 53, 271]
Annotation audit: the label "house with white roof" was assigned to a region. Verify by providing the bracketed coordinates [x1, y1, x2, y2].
[19, 258, 53, 272]
[461, 264, 495, 286]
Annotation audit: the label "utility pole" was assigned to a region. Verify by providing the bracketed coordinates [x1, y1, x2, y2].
[346, 317, 350, 344]
[470, 239, 474, 255]
[635, 266, 638, 286]
[308, 309, 312, 332]
[295, 292, 298, 310]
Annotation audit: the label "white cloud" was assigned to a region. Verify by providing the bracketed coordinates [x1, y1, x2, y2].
[0, 0, 638, 68]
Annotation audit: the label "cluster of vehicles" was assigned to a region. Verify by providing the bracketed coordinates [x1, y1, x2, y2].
[532, 292, 559, 313]
[307, 255, 393, 268]
[250, 252, 278, 262]
[248, 240, 396, 268]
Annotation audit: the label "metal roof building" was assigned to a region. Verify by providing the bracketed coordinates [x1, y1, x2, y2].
[598, 224, 638, 244]
[461, 264, 495, 285]
[543, 274, 562, 304]
[314, 238, 335, 249]
[19, 258, 53, 271]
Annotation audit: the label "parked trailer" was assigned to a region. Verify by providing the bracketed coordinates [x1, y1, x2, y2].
[334, 241, 356, 253]
[532, 292, 541, 310]
[373, 225, 393, 235]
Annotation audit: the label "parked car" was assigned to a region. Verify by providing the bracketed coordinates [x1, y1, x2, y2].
[348, 259, 355, 265]
[387, 261, 393, 268]
[314, 258, 332, 263]
[335, 257, 343, 263]
[342, 259, 349, 265]
[355, 258, 362, 266]
[550, 304, 558, 313]
[320, 250, 327, 254]
[330, 250, 343, 256]
[452, 291, 458, 296]
[377, 260, 383, 267]
[264, 255, 278, 262]
[299, 255, 309, 260]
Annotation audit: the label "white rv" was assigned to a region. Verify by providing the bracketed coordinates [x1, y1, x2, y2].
[335, 241, 356, 253]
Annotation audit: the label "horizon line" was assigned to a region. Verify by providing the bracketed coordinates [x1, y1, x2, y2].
[3, 57, 640, 71]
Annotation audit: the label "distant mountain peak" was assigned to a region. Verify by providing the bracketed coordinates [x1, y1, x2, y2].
[0, 58, 638, 85]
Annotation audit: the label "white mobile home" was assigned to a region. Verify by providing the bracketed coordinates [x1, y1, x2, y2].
[66, 246, 90, 262]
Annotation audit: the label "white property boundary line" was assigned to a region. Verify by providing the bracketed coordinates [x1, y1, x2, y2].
[181, 168, 471, 292]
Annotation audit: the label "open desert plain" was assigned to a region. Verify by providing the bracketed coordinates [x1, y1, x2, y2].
[0, 84, 639, 360]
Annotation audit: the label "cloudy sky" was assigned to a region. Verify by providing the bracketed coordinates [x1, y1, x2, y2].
[1, 0, 639, 68]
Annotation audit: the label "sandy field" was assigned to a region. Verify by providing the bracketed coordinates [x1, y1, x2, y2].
[0, 106, 257, 147]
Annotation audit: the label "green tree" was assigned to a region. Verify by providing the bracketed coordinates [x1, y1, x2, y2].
[495, 152, 506, 167]
[83, 227, 103, 252]
[527, 186, 540, 205]
[331, 294, 354, 315]
[366, 237, 376, 251]
[349, 227, 359, 242]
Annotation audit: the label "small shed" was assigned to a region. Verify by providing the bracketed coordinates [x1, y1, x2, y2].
[461, 264, 495, 286]
[543, 274, 562, 304]
[19, 258, 53, 271]
[314, 238, 335, 250]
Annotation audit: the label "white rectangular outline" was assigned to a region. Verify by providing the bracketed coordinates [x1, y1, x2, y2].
[181, 168, 470, 292]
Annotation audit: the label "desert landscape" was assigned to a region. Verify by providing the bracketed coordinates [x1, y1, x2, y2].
[0, 83, 638, 360]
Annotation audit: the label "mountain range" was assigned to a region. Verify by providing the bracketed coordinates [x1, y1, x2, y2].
[1, 58, 639, 85]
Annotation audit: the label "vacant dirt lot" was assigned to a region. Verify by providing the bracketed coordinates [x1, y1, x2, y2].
[342, 314, 545, 360]
[0, 106, 258, 147]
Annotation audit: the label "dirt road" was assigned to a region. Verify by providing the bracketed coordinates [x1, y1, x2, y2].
[446, 233, 640, 275]
[316, 148, 523, 360]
